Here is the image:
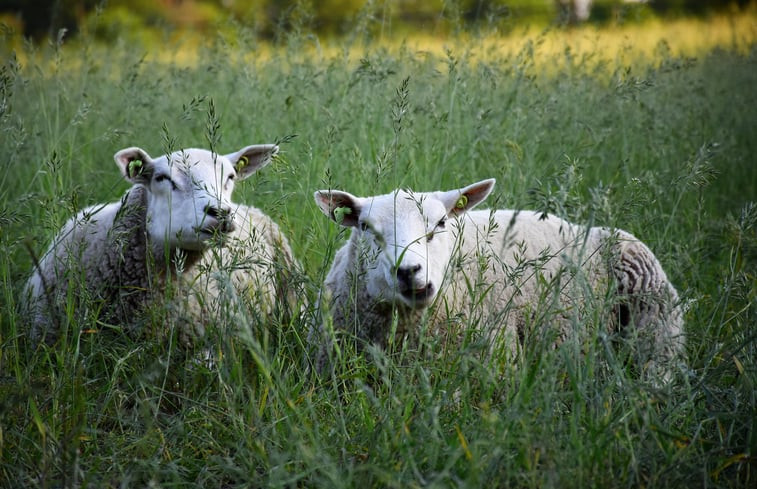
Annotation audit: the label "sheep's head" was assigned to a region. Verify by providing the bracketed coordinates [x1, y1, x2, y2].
[114, 144, 278, 251]
[315, 179, 495, 308]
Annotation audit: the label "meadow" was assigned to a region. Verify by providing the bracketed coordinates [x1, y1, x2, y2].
[0, 11, 756, 488]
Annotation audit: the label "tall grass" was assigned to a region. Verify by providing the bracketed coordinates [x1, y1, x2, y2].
[1, 10, 755, 488]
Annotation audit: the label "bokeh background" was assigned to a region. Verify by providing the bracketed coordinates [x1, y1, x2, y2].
[2, 0, 754, 41]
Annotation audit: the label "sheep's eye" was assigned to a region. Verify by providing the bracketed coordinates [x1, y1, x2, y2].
[154, 174, 173, 186]
[224, 174, 235, 189]
[154, 174, 177, 190]
[427, 218, 446, 242]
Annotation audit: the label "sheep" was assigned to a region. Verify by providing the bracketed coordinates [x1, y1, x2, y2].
[310, 178, 685, 381]
[24, 144, 299, 345]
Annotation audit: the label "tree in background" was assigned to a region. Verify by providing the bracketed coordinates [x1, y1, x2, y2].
[1, 0, 98, 39]
[650, 0, 753, 15]
[0, 0, 753, 41]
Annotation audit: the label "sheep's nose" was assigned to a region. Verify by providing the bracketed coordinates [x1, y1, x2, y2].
[205, 204, 235, 233]
[396, 264, 422, 287]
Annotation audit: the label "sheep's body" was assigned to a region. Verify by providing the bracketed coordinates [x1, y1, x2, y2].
[312, 180, 684, 380]
[182, 204, 298, 339]
[24, 145, 297, 344]
[26, 186, 154, 342]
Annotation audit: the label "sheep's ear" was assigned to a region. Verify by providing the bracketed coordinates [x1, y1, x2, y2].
[314, 190, 362, 227]
[438, 178, 496, 216]
[225, 144, 279, 180]
[114, 147, 154, 184]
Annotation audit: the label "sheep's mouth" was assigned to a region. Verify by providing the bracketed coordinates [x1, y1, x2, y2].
[195, 226, 218, 238]
[192, 227, 230, 248]
[400, 284, 435, 305]
[195, 221, 235, 238]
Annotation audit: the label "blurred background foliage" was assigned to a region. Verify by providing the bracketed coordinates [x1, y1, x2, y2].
[1, 0, 754, 42]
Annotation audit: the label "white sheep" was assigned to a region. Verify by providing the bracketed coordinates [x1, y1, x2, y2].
[310, 179, 685, 380]
[24, 144, 298, 345]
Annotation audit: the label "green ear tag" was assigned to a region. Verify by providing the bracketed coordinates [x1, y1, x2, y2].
[236, 155, 249, 172]
[128, 159, 143, 178]
[333, 206, 352, 224]
[455, 195, 468, 210]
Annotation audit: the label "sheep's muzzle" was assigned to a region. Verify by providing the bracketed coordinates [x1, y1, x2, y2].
[202, 205, 236, 234]
[399, 283, 435, 305]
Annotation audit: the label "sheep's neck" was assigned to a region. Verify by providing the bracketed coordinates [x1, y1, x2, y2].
[98, 187, 210, 328]
[153, 246, 204, 277]
[102, 186, 155, 321]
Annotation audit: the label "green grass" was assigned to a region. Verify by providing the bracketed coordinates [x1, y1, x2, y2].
[1, 15, 756, 489]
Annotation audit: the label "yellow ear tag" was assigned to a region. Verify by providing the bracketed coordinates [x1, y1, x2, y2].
[455, 195, 468, 210]
[128, 159, 143, 178]
[236, 155, 249, 172]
